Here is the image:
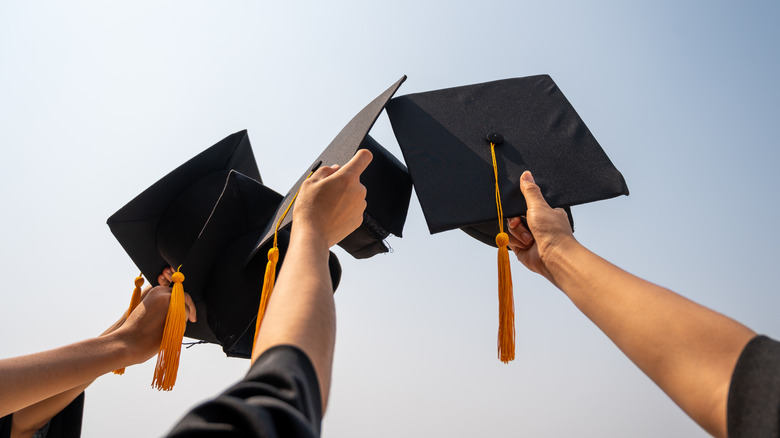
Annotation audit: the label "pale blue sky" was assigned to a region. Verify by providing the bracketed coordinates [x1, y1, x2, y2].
[1, 1, 778, 436]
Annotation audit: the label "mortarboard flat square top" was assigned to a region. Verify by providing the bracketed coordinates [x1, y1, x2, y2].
[249, 75, 412, 261]
[385, 75, 629, 246]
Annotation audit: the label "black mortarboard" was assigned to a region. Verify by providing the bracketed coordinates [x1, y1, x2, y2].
[386, 75, 628, 245]
[385, 75, 629, 362]
[248, 76, 413, 262]
[107, 131, 342, 362]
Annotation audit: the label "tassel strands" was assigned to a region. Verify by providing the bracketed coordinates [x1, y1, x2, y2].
[252, 247, 279, 349]
[490, 140, 515, 363]
[152, 267, 187, 391]
[113, 274, 145, 375]
[496, 232, 515, 363]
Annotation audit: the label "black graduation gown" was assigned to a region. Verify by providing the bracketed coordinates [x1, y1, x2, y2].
[0, 392, 83, 438]
[166, 345, 322, 438]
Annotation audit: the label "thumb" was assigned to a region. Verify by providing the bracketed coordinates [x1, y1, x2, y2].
[519, 171, 548, 209]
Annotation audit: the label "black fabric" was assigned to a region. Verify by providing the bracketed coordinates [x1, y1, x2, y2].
[108, 130, 261, 289]
[386, 75, 628, 247]
[109, 158, 342, 357]
[201, 228, 341, 358]
[0, 392, 84, 438]
[166, 345, 322, 438]
[0, 413, 9, 438]
[249, 77, 412, 262]
[727, 335, 780, 437]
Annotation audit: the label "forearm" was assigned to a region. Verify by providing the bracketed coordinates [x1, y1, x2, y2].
[7, 310, 139, 436]
[251, 226, 336, 410]
[10, 385, 87, 438]
[0, 334, 131, 417]
[545, 237, 755, 437]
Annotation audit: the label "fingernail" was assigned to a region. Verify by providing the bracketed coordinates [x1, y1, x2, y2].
[521, 171, 534, 183]
[521, 232, 533, 245]
[508, 217, 519, 228]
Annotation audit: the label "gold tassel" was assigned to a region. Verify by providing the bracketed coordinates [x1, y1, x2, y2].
[252, 247, 279, 349]
[113, 274, 144, 375]
[496, 232, 515, 363]
[490, 141, 515, 363]
[152, 267, 186, 391]
[251, 171, 313, 357]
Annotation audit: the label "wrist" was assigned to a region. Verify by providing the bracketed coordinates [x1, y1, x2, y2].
[104, 329, 143, 367]
[539, 235, 580, 278]
[290, 222, 332, 253]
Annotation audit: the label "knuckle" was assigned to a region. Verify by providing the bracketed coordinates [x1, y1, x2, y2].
[553, 208, 568, 219]
[524, 184, 541, 195]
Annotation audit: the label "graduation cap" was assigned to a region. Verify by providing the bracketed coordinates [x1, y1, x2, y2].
[246, 76, 412, 339]
[249, 75, 412, 263]
[385, 75, 629, 362]
[107, 130, 342, 389]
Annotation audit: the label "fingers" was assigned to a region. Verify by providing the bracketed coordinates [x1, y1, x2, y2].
[519, 171, 550, 210]
[157, 266, 174, 287]
[184, 293, 197, 323]
[506, 232, 526, 251]
[157, 268, 196, 323]
[508, 216, 534, 247]
[309, 149, 373, 183]
[336, 149, 373, 178]
[152, 267, 196, 323]
[311, 164, 339, 181]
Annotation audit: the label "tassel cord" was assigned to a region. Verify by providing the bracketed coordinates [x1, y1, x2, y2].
[252, 172, 314, 356]
[491, 142, 515, 363]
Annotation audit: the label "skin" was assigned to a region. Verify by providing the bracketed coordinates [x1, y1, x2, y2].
[4, 149, 371, 434]
[2, 268, 195, 438]
[252, 149, 373, 413]
[506, 171, 756, 438]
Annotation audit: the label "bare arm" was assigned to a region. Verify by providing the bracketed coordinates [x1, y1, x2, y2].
[0, 277, 195, 426]
[7, 268, 181, 437]
[9, 316, 129, 438]
[506, 171, 755, 438]
[251, 149, 372, 412]
[0, 332, 134, 420]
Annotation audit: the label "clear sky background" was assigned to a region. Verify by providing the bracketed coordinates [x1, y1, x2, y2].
[1, 1, 778, 436]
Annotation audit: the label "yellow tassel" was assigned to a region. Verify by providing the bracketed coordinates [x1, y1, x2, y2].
[490, 141, 515, 363]
[252, 247, 279, 349]
[113, 274, 144, 375]
[496, 232, 515, 363]
[152, 267, 186, 391]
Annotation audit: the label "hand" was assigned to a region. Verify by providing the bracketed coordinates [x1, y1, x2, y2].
[507, 171, 576, 282]
[102, 267, 181, 336]
[113, 281, 196, 366]
[292, 149, 373, 248]
[156, 266, 176, 287]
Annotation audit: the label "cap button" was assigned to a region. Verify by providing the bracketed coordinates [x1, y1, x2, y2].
[486, 132, 504, 145]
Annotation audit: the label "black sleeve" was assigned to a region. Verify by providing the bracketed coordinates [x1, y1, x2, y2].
[727, 335, 780, 437]
[0, 413, 10, 438]
[0, 392, 84, 438]
[166, 345, 323, 438]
